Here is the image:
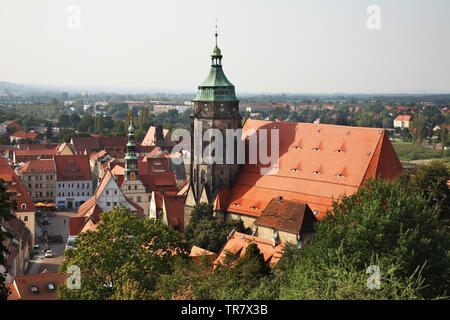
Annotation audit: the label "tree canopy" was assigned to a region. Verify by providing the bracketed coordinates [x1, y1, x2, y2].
[0, 179, 16, 300]
[184, 203, 246, 253]
[58, 206, 188, 300]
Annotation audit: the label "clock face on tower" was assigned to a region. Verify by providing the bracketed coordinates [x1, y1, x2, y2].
[131, 163, 136, 169]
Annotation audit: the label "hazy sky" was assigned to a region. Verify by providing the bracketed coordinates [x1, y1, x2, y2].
[0, 0, 449, 94]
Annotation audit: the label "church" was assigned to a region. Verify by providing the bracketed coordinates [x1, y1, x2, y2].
[183, 32, 404, 246]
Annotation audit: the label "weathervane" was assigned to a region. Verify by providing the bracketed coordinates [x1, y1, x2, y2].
[215, 18, 218, 46]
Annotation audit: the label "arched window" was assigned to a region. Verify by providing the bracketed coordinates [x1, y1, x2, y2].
[21, 203, 27, 210]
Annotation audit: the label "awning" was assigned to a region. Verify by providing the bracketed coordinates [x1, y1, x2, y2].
[45, 203, 57, 207]
[35, 202, 47, 207]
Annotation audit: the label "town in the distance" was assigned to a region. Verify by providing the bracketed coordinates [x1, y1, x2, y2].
[0, 34, 449, 301]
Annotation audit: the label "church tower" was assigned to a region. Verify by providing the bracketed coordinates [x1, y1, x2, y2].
[124, 122, 138, 181]
[190, 30, 242, 202]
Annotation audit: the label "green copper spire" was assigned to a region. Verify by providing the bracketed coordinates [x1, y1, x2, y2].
[125, 120, 138, 180]
[194, 29, 237, 102]
[128, 122, 135, 134]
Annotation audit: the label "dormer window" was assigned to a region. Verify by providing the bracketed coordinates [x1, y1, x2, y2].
[336, 174, 344, 178]
[232, 203, 239, 207]
[21, 203, 27, 210]
[48, 282, 55, 291]
[313, 171, 320, 175]
[31, 285, 39, 293]
[336, 150, 344, 153]
[312, 148, 320, 151]
[293, 146, 300, 150]
[291, 168, 299, 172]
[250, 206, 257, 210]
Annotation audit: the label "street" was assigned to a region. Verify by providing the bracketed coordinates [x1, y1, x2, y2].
[28, 210, 78, 274]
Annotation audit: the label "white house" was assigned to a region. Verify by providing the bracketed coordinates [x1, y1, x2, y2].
[54, 155, 93, 209]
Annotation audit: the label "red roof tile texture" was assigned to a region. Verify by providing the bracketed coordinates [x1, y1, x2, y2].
[254, 198, 317, 235]
[394, 115, 412, 122]
[0, 157, 35, 212]
[54, 154, 91, 181]
[214, 230, 285, 267]
[16, 159, 56, 174]
[225, 120, 403, 220]
[7, 271, 67, 300]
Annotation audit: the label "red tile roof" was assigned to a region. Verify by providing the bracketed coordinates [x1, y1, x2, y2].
[214, 230, 285, 267]
[69, 216, 88, 236]
[10, 131, 39, 141]
[225, 120, 403, 220]
[189, 245, 216, 258]
[54, 155, 91, 181]
[163, 195, 186, 232]
[254, 198, 317, 235]
[394, 115, 412, 122]
[16, 159, 56, 174]
[7, 271, 67, 300]
[141, 126, 170, 146]
[71, 136, 127, 157]
[2, 120, 22, 130]
[0, 157, 34, 212]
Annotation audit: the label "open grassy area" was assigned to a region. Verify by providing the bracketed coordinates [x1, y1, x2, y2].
[392, 141, 449, 161]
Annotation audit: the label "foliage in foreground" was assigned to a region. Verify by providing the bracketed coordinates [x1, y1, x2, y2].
[57, 161, 450, 300]
[58, 206, 188, 300]
[280, 163, 450, 300]
[0, 179, 16, 300]
[184, 203, 246, 253]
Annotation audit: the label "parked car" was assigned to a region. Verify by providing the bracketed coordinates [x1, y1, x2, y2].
[65, 236, 77, 251]
[44, 249, 53, 258]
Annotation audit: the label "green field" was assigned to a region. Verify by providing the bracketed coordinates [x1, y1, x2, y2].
[391, 141, 450, 167]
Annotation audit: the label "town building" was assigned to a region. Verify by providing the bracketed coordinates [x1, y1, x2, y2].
[0, 217, 32, 283]
[9, 131, 39, 143]
[0, 157, 36, 245]
[184, 32, 242, 227]
[69, 169, 145, 236]
[213, 230, 285, 267]
[16, 159, 56, 204]
[54, 155, 93, 209]
[184, 34, 404, 246]
[141, 125, 172, 148]
[1, 120, 22, 132]
[394, 115, 413, 129]
[115, 125, 179, 217]
[6, 270, 67, 300]
[70, 136, 128, 157]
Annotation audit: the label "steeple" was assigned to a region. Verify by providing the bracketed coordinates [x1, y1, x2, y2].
[189, 29, 242, 204]
[124, 122, 138, 180]
[194, 29, 237, 102]
[212, 23, 222, 65]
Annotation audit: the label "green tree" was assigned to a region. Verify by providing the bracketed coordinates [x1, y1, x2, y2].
[58, 114, 71, 128]
[45, 122, 53, 140]
[441, 127, 448, 152]
[409, 160, 450, 222]
[58, 128, 77, 143]
[411, 113, 428, 146]
[280, 175, 450, 299]
[0, 179, 16, 300]
[58, 206, 188, 300]
[184, 203, 246, 253]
